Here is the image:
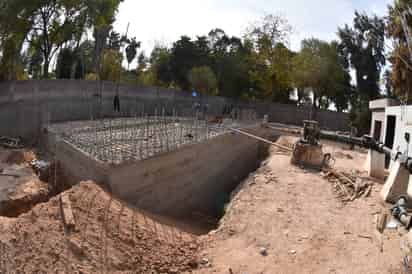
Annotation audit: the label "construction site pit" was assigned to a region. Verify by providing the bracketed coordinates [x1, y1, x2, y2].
[2, 121, 409, 273]
[43, 116, 275, 234]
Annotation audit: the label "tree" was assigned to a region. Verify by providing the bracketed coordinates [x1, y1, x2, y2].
[54, 40, 94, 79]
[247, 14, 292, 50]
[170, 36, 212, 90]
[87, 0, 124, 74]
[292, 39, 351, 111]
[27, 0, 90, 78]
[56, 48, 76, 79]
[75, 40, 95, 78]
[149, 45, 173, 87]
[188, 66, 217, 95]
[331, 41, 355, 112]
[99, 49, 122, 81]
[0, 0, 123, 79]
[338, 11, 385, 101]
[28, 47, 44, 79]
[338, 11, 385, 133]
[245, 14, 294, 103]
[136, 52, 147, 73]
[387, 0, 412, 100]
[125, 38, 141, 70]
[0, 0, 36, 80]
[207, 29, 252, 98]
[383, 69, 395, 98]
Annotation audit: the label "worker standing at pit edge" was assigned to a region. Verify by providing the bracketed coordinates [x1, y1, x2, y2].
[113, 92, 120, 113]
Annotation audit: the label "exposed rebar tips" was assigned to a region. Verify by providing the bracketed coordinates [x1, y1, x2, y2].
[48, 116, 258, 165]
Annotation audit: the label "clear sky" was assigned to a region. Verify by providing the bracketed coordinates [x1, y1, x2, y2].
[114, 0, 393, 54]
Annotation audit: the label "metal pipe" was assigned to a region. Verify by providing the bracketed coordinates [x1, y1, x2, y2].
[228, 128, 292, 152]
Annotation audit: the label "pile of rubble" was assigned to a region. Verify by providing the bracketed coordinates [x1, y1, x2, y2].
[322, 169, 373, 202]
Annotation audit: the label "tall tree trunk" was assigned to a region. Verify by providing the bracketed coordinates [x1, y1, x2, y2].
[312, 92, 318, 109]
[43, 59, 49, 79]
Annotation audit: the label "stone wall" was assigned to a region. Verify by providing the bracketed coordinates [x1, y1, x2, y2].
[0, 80, 350, 140]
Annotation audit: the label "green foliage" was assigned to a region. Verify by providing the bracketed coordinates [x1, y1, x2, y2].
[55, 40, 94, 79]
[207, 29, 252, 98]
[85, 73, 98, 80]
[0, 4, 388, 122]
[99, 49, 122, 81]
[170, 36, 212, 90]
[26, 0, 90, 78]
[383, 69, 395, 98]
[188, 66, 217, 95]
[0, 0, 33, 80]
[137, 69, 156, 87]
[338, 11, 385, 132]
[387, 0, 412, 100]
[86, 0, 123, 73]
[27, 46, 44, 79]
[0, 0, 123, 79]
[56, 48, 76, 79]
[149, 45, 173, 87]
[247, 14, 292, 50]
[338, 11, 385, 101]
[292, 39, 352, 111]
[125, 38, 141, 69]
[349, 100, 371, 135]
[245, 14, 294, 103]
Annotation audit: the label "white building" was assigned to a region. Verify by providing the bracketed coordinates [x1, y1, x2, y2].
[369, 98, 412, 167]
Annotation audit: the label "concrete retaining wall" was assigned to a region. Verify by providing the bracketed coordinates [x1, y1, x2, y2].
[0, 80, 350, 141]
[43, 131, 109, 186]
[46, 126, 274, 219]
[108, 127, 272, 218]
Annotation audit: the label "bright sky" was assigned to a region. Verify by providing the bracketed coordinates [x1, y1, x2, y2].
[114, 0, 393, 54]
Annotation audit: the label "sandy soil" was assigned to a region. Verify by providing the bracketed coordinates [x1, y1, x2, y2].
[0, 181, 199, 273]
[0, 136, 408, 273]
[195, 136, 405, 274]
[0, 148, 51, 217]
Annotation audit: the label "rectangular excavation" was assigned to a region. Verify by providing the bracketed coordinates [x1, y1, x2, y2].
[44, 116, 273, 231]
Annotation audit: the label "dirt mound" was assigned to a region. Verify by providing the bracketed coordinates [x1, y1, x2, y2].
[0, 217, 14, 233]
[5, 150, 36, 165]
[0, 181, 199, 273]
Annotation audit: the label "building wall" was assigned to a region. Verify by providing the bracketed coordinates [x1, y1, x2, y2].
[370, 111, 386, 142]
[384, 106, 412, 155]
[0, 80, 350, 141]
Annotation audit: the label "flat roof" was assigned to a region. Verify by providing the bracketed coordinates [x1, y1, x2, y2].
[369, 98, 400, 110]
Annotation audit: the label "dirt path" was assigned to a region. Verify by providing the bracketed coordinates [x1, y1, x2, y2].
[196, 137, 404, 274]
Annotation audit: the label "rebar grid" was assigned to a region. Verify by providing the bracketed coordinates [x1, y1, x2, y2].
[49, 115, 257, 165]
